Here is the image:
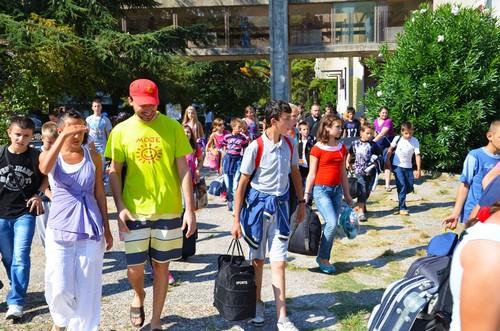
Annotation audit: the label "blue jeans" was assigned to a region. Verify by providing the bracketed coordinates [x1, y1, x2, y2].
[393, 166, 414, 211]
[0, 213, 36, 306]
[313, 185, 343, 261]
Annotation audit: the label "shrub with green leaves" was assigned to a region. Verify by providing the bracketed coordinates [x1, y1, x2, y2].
[364, 4, 499, 171]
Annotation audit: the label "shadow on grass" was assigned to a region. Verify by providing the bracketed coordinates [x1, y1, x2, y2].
[309, 245, 426, 275]
[366, 201, 454, 218]
[409, 201, 454, 214]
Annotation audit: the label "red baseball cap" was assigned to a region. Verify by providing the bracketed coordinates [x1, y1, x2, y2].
[129, 79, 159, 106]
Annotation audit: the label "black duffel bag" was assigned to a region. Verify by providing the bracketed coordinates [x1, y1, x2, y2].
[214, 239, 256, 321]
[288, 205, 322, 256]
[348, 172, 360, 199]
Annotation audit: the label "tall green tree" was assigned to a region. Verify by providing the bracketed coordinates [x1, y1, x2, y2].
[184, 61, 269, 118]
[0, 0, 208, 142]
[291, 59, 337, 110]
[364, 4, 500, 171]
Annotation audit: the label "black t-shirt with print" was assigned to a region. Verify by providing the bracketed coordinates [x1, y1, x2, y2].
[0, 146, 42, 218]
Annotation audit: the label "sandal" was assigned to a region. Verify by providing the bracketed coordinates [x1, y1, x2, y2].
[385, 186, 392, 192]
[129, 306, 145, 328]
[129, 292, 146, 328]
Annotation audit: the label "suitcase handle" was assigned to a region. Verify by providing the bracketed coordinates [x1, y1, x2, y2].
[227, 239, 246, 260]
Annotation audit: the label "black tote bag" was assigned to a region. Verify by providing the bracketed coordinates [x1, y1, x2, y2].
[213, 239, 256, 321]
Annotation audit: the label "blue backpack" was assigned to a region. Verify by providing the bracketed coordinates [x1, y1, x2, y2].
[208, 176, 226, 196]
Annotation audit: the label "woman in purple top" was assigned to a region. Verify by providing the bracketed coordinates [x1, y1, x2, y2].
[39, 109, 113, 331]
[372, 106, 395, 192]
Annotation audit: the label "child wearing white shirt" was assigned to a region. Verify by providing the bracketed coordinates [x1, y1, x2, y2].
[385, 122, 422, 215]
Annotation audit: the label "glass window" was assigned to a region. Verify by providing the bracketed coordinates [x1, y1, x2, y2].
[176, 7, 227, 48]
[289, 4, 332, 46]
[334, 2, 375, 44]
[228, 6, 269, 49]
[379, 0, 426, 42]
[126, 9, 174, 34]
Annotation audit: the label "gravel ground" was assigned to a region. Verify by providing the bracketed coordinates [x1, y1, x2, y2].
[0, 172, 458, 330]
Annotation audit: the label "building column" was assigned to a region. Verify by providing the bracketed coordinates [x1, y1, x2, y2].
[269, 0, 289, 101]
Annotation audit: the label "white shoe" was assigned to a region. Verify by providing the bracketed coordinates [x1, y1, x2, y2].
[277, 317, 299, 331]
[249, 300, 265, 326]
[358, 212, 367, 222]
[5, 305, 23, 320]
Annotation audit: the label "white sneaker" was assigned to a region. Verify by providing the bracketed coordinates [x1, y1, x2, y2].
[5, 304, 23, 320]
[249, 300, 265, 326]
[277, 317, 299, 331]
[358, 212, 367, 222]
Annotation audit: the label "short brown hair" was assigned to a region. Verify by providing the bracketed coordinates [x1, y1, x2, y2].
[316, 115, 343, 143]
[361, 123, 373, 132]
[211, 118, 224, 132]
[41, 122, 58, 139]
[298, 121, 309, 129]
[401, 121, 414, 132]
[230, 117, 243, 128]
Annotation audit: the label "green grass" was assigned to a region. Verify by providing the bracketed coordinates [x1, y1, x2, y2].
[286, 263, 309, 272]
[338, 310, 369, 331]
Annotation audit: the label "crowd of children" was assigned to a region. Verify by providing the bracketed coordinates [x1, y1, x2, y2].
[0, 91, 498, 331]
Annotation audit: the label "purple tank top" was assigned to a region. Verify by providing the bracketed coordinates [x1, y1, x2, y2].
[47, 147, 103, 241]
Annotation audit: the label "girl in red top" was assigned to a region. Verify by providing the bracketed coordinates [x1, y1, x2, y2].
[304, 115, 352, 274]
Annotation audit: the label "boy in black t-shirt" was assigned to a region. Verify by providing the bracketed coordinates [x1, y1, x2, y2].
[343, 107, 361, 138]
[0, 116, 46, 320]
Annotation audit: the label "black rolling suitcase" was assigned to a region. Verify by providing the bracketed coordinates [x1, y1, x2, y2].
[214, 239, 256, 321]
[288, 205, 322, 256]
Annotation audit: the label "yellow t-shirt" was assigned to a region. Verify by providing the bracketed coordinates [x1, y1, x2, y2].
[105, 113, 192, 219]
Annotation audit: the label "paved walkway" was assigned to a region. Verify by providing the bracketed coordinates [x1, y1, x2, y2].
[0, 173, 458, 330]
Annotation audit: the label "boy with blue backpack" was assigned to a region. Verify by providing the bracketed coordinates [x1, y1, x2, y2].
[231, 100, 305, 331]
[443, 120, 500, 228]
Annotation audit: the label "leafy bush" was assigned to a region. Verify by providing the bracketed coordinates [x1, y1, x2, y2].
[364, 4, 500, 171]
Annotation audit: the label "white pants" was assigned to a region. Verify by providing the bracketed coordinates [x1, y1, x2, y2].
[45, 229, 105, 331]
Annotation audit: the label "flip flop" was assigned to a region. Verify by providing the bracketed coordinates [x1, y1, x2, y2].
[130, 292, 146, 328]
[129, 306, 145, 328]
[385, 186, 392, 192]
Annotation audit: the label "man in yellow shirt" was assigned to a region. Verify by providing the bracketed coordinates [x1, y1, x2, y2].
[106, 79, 196, 330]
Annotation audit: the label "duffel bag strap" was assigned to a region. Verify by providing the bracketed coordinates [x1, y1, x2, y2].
[227, 239, 246, 260]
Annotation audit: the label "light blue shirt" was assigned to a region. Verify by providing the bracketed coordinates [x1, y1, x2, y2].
[86, 114, 112, 155]
[240, 133, 298, 196]
[459, 147, 499, 221]
[205, 111, 213, 123]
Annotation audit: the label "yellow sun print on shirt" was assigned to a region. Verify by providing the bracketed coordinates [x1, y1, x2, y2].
[136, 141, 163, 164]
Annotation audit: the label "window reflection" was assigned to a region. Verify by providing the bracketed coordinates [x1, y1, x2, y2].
[289, 4, 332, 46]
[126, 9, 174, 34]
[126, 1, 429, 49]
[380, 0, 425, 42]
[176, 7, 227, 47]
[334, 2, 375, 44]
[228, 6, 269, 48]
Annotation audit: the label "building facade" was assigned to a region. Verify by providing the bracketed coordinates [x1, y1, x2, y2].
[123, 0, 497, 112]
